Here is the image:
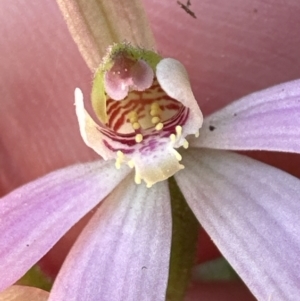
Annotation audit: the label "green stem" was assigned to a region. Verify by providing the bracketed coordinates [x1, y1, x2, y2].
[166, 177, 199, 301]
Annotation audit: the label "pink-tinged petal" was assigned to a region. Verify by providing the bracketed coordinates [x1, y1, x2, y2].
[0, 160, 130, 291]
[0, 286, 49, 301]
[56, 0, 155, 71]
[49, 177, 171, 301]
[184, 282, 256, 301]
[175, 149, 300, 301]
[190, 79, 300, 153]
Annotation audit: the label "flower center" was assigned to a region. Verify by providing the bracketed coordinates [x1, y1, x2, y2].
[75, 44, 203, 187]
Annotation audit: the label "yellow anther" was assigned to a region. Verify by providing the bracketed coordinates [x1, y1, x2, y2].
[150, 103, 161, 116]
[195, 130, 200, 138]
[151, 116, 160, 124]
[151, 102, 160, 109]
[155, 123, 164, 131]
[135, 134, 143, 143]
[173, 149, 182, 161]
[146, 183, 153, 188]
[127, 160, 135, 168]
[170, 134, 176, 142]
[130, 116, 138, 123]
[115, 151, 124, 169]
[134, 173, 142, 185]
[132, 122, 141, 130]
[150, 109, 159, 117]
[117, 150, 124, 158]
[175, 125, 182, 137]
[183, 139, 189, 149]
[115, 160, 121, 170]
[128, 111, 138, 123]
[128, 111, 138, 118]
[150, 109, 161, 117]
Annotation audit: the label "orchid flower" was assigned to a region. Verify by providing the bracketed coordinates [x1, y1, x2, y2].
[1, 0, 300, 301]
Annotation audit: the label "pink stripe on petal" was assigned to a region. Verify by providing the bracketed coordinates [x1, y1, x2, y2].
[0, 160, 130, 291]
[0, 285, 49, 301]
[176, 149, 300, 301]
[190, 79, 300, 153]
[49, 177, 171, 301]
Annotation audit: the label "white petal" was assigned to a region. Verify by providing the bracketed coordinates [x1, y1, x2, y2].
[156, 58, 203, 138]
